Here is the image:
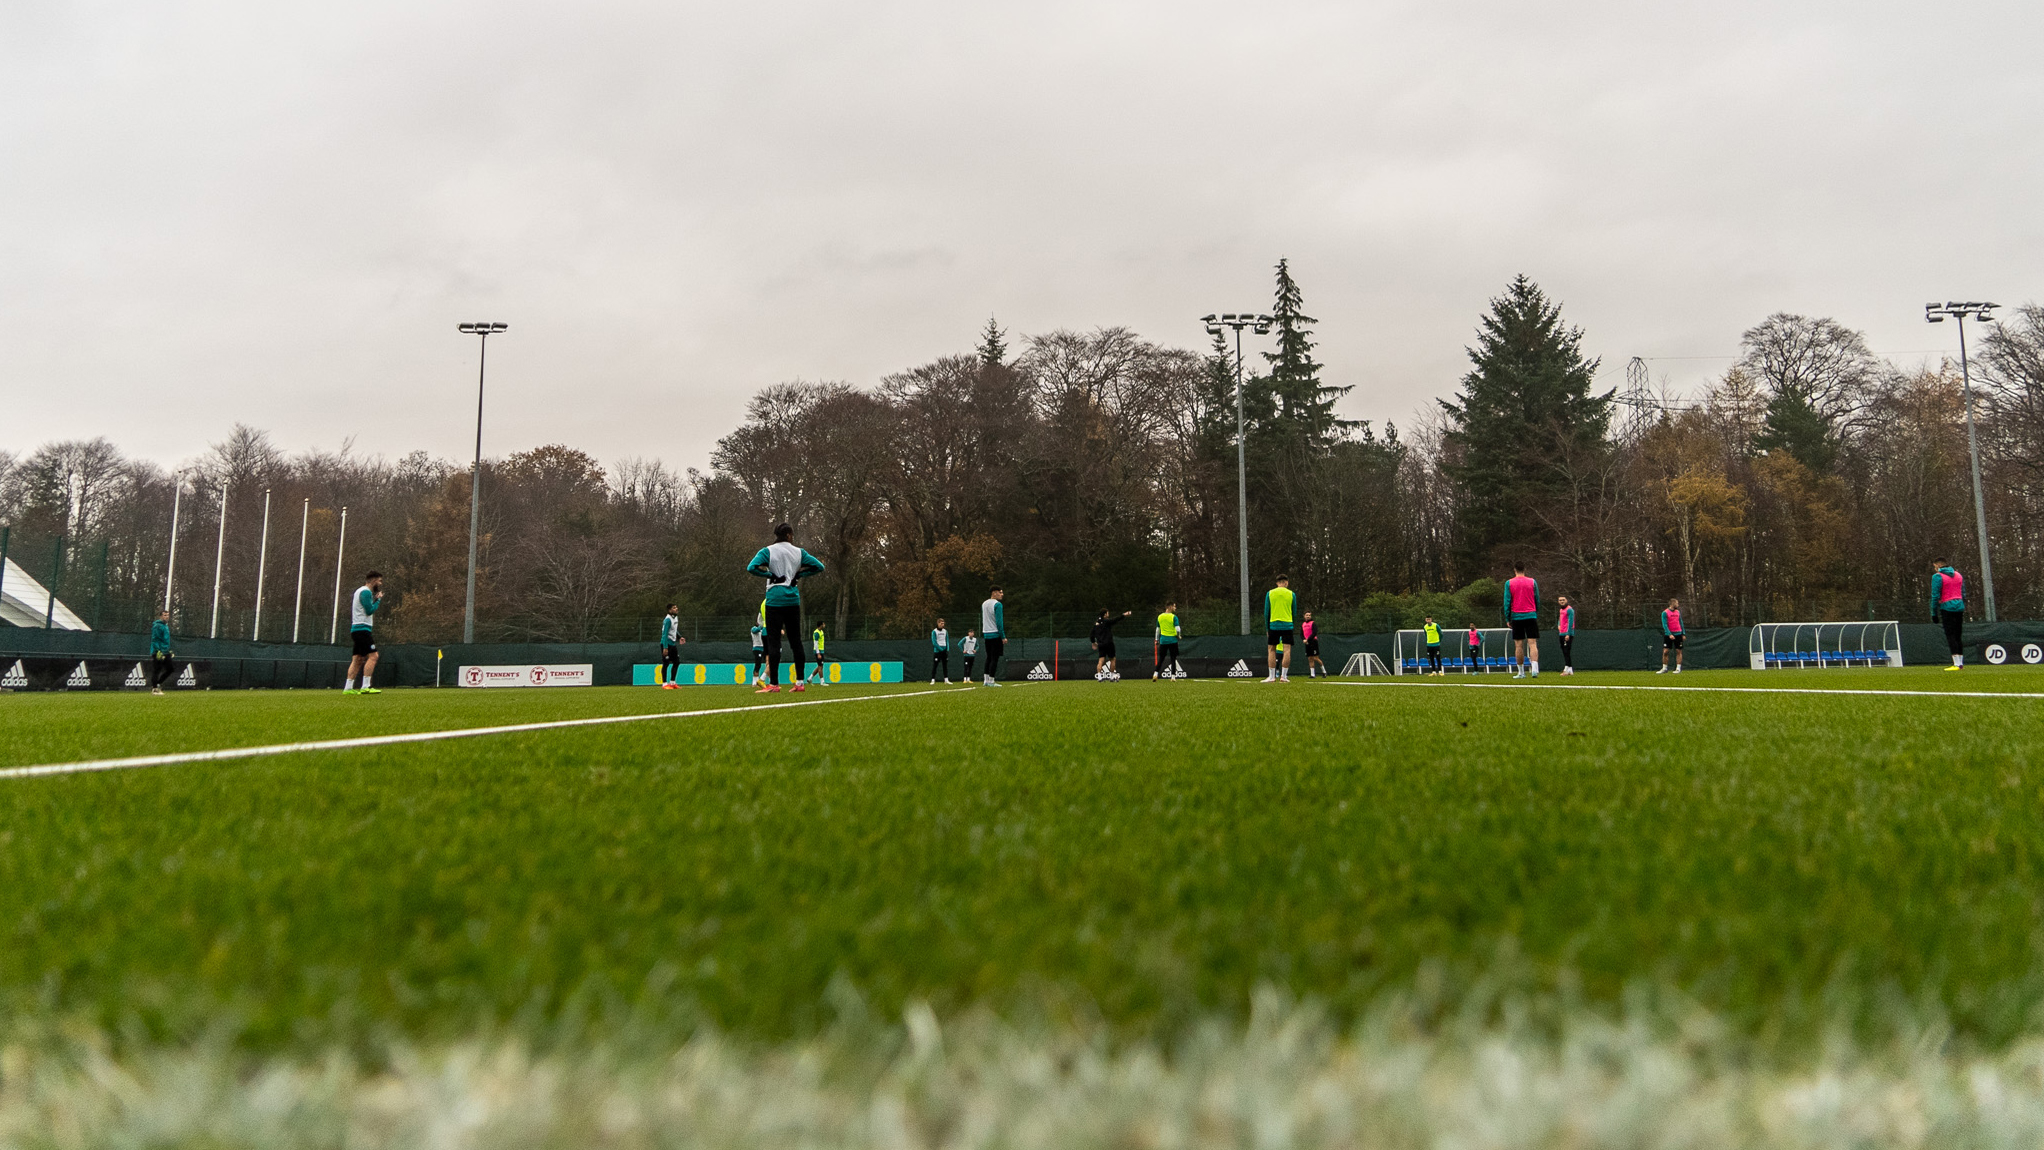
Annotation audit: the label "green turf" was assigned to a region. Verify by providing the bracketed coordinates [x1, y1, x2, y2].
[3, 669, 2044, 1056]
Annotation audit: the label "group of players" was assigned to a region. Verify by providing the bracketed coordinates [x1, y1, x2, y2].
[142, 528, 1984, 700]
[651, 527, 1989, 692]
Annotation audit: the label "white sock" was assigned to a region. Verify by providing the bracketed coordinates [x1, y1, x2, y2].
[362, 674, 372, 688]
[346, 677, 357, 690]
[1956, 655, 1965, 666]
[1530, 661, 1538, 674]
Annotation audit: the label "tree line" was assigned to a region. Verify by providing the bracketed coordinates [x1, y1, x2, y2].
[5, 265, 2041, 644]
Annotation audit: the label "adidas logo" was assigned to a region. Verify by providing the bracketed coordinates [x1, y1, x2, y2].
[177, 665, 197, 686]
[65, 662, 91, 688]
[1226, 659, 1254, 678]
[125, 663, 147, 688]
[1026, 661, 1053, 680]
[1, 661, 25, 688]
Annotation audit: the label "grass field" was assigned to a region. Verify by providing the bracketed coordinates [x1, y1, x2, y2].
[5, 668, 2044, 1145]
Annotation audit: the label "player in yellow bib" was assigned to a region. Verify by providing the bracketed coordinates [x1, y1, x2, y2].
[1263, 575, 1296, 683]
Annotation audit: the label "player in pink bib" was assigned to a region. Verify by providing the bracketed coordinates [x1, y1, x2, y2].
[1556, 595, 1577, 676]
[1501, 562, 1540, 679]
[1657, 598, 1685, 674]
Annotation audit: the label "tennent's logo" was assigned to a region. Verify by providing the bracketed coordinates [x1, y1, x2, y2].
[528, 666, 550, 685]
[464, 666, 485, 686]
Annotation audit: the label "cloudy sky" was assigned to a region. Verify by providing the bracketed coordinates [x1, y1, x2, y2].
[3, 0, 2038, 475]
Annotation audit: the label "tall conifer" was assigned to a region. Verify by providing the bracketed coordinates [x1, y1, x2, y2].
[1441, 275, 1610, 573]
[976, 317, 1008, 368]
[1259, 259, 1352, 446]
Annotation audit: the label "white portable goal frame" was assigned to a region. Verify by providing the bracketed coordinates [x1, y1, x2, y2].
[1748, 621, 1903, 669]
[1393, 628, 1518, 675]
[1339, 652, 1392, 677]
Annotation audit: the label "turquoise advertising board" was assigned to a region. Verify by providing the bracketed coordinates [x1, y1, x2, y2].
[631, 661, 905, 686]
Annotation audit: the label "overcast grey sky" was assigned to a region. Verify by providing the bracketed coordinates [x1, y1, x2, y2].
[3, 0, 2038, 474]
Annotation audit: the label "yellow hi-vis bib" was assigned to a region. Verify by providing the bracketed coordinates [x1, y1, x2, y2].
[1157, 612, 1180, 640]
[812, 628, 826, 653]
[1266, 587, 1295, 625]
[1423, 621, 1441, 645]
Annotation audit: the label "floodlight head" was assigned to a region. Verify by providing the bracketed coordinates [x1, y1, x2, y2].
[1926, 313, 1945, 323]
[1200, 313, 1216, 323]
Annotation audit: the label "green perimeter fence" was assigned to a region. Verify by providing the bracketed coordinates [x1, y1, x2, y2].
[5, 620, 2043, 691]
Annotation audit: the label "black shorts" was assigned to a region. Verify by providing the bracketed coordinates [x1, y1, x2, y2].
[1664, 634, 1684, 649]
[1267, 629, 1294, 647]
[351, 631, 375, 657]
[1158, 642, 1179, 657]
[1096, 642, 1117, 658]
[1510, 618, 1539, 640]
[1304, 638, 1321, 655]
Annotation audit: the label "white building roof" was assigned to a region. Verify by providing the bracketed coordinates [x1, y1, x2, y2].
[0, 557, 91, 630]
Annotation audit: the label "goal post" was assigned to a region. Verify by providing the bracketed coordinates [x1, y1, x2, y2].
[1393, 628, 1516, 675]
[1748, 621, 1903, 669]
[1339, 652, 1391, 677]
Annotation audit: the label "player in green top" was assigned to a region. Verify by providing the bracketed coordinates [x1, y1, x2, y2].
[1263, 575, 1296, 683]
[149, 609, 175, 694]
[1421, 616, 1443, 676]
[1153, 602, 1184, 680]
[344, 571, 384, 695]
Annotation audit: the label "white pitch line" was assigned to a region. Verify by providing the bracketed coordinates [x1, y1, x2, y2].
[0, 688, 958, 782]
[1320, 680, 2044, 700]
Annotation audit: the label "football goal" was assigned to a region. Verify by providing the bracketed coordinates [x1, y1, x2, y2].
[1339, 652, 1392, 677]
[1393, 628, 1517, 675]
[1748, 621, 1902, 669]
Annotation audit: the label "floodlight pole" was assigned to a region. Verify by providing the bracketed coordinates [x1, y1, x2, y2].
[162, 475, 183, 613]
[251, 487, 272, 641]
[458, 322, 508, 645]
[291, 497, 310, 643]
[1926, 301, 1999, 621]
[1203, 312, 1272, 635]
[209, 482, 229, 639]
[329, 506, 348, 644]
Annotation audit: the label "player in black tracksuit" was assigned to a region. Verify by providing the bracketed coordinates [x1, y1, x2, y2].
[1092, 609, 1130, 680]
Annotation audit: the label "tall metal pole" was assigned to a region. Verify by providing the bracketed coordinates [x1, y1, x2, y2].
[1234, 326, 1251, 635]
[209, 482, 229, 639]
[44, 536, 63, 629]
[329, 506, 348, 644]
[464, 332, 490, 644]
[292, 498, 310, 643]
[1955, 315, 1998, 621]
[252, 487, 272, 641]
[163, 478, 182, 613]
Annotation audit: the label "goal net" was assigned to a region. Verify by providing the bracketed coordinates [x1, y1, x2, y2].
[1748, 621, 1902, 669]
[1339, 652, 1391, 677]
[1393, 628, 1517, 675]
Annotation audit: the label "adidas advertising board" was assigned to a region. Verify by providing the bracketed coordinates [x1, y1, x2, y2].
[0, 657, 216, 691]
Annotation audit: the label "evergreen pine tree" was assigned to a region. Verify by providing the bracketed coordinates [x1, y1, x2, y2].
[976, 317, 1009, 368]
[1441, 275, 1610, 573]
[1753, 390, 1837, 472]
[1198, 328, 1241, 457]
[1259, 259, 1352, 446]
